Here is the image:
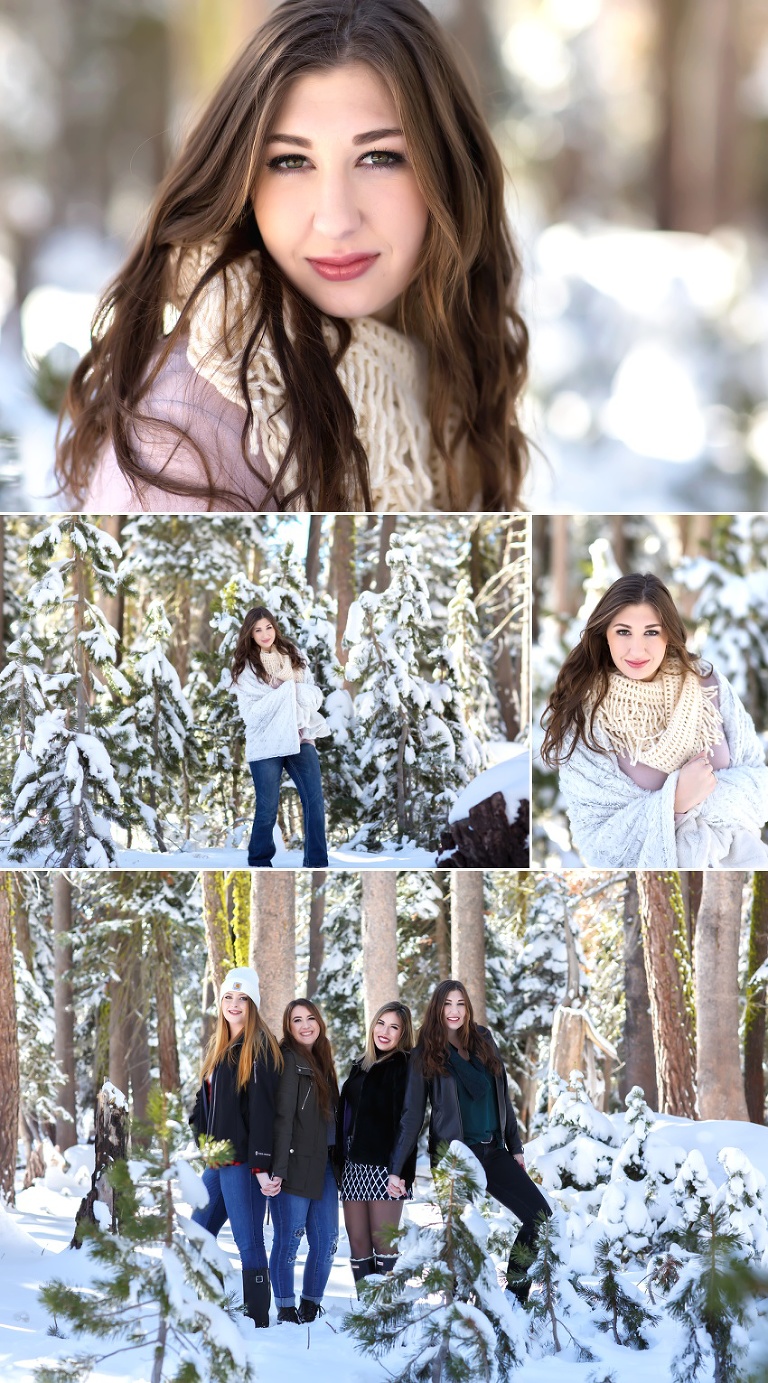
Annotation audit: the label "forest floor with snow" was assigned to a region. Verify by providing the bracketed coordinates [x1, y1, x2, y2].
[3, 1110, 767, 1383]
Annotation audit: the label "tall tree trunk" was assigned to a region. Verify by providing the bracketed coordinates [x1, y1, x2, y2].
[375, 517, 397, 590]
[330, 515, 355, 668]
[305, 515, 323, 589]
[202, 871, 233, 993]
[434, 872, 450, 980]
[361, 872, 398, 1027]
[249, 871, 296, 1035]
[450, 871, 486, 1024]
[620, 873, 658, 1106]
[307, 871, 326, 998]
[108, 930, 130, 1099]
[125, 924, 151, 1124]
[98, 516, 124, 658]
[695, 871, 748, 1121]
[514, 516, 530, 733]
[0, 882, 19, 1203]
[636, 871, 696, 1117]
[744, 873, 768, 1124]
[53, 874, 77, 1150]
[153, 915, 180, 1091]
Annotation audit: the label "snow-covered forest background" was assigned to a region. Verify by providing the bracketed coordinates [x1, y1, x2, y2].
[1, 0, 767, 513]
[0, 512, 529, 868]
[532, 511, 768, 866]
[2, 865, 768, 1382]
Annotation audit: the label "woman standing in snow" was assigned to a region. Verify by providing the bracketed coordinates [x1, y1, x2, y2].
[388, 980, 550, 1303]
[269, 1000, 340, 1323]
[539, 573, 768, 868]
[337, 1001, 415, 1292]
[189, 967, 282, 1328]
[231, 606, 330, 868]
[56, 0, 528, 515]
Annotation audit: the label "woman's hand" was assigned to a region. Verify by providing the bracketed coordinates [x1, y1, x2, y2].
[387, 1174, 407, 1199]
[256, 1173, 282, 1196]
[674, 751, 717, 813]
[513, 1154, 525, 1168]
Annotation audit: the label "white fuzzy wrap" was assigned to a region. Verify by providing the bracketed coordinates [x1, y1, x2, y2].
[230, 662, 330, 763]
[558, 669, 768, 868]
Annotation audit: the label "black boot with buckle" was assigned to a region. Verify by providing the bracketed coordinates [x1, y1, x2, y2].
[242, 1267, 271, 1328]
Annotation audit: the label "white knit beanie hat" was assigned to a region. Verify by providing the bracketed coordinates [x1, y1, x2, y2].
[220, 967, 261, 1010]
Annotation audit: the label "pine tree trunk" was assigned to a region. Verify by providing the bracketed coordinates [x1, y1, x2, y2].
[744, 873, 768, 1123]
[376, 517, 397, 590]
[330, 515, 355, 669]
[695, 871, 749, 1121]
[450, 871, 486, 1024]
[434, 873, 450, 980]
[305, 515, 322, 589]
[109, 930, 130, 1099]
[514, 515, 530, 732]
[153, 915, 180, 1091]
[361, 872, 398, 1027]
[249, 871, 296, 1035]
[125, 924, 151, 1124]
[71, 1083, 128, 1245]
[98, 516, 124, 657]
[307, 871, 326, 997]
[202, 871, 233, 993]
[620, 873, 658, 1106]
[636, 871, 697, 1117]
[0, 882, 19, 1204]
[53, 873, 77, 1150]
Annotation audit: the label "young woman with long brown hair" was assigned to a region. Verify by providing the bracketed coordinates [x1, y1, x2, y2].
[269, 1000, 340, 1323]
[540, 572, 768, 868]
[388, 980, 550, 1304]
[57, 0, 528, 514]
[189, 967, 283, 1328]
[337, 1001, 415, 1292]
[230, 606, 329, 868]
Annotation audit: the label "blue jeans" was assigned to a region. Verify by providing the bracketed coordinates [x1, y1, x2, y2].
[191, 1164, 267, 1271]
[269, 1156, 339, 1307]
[248, 743, 328, 868]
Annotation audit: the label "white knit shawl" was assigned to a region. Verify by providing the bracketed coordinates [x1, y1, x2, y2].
[557, 669, 768, 868]
[230, 662, 330, 763]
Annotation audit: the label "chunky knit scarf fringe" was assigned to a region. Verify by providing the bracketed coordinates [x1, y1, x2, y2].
[592, 658, 723, 774]
[171, 245, 447, 512]
[259, 648, 301, 683]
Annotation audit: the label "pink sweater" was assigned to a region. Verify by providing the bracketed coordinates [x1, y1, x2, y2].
[616, 675, 730, 820]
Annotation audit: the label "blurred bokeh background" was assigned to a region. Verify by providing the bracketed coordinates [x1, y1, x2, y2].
[1, 0, 768, 509]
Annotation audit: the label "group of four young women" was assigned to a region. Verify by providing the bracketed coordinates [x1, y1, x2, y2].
[190, 968, 551, 1328]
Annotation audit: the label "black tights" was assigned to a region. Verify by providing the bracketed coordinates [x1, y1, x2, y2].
[343, 1198, 405, 1259]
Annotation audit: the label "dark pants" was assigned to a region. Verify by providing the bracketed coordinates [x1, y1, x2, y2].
[468, 1143, 552, 1272]
[248, 743, 328, 868]
[192, 1163, 268, 1270]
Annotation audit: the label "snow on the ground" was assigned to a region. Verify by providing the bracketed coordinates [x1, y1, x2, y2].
[116, 841, 439, 870]
[448, 745, 530, 825]
[0, 1156, 705, 1383]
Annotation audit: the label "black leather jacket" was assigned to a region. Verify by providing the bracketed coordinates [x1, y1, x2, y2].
[189, 1039, 280, 1170]
[388, 1027, 523, 1175]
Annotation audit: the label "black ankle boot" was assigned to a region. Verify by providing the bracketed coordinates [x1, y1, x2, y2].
[297, 1297, 323, 1323]
[242, 1268, 271, 1327]
[277, 1305, 300, 1324]
[350, 1255, 376, 1296]
[374, 1253, 398, 1274]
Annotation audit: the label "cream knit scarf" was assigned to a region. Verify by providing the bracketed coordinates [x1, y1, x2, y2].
[592, 657, 723, 774]
[259, 648, 301, 683]
[170, 245, 449, 512]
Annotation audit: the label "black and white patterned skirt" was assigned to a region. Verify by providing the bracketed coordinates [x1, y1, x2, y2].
[341, 1161, 413, 1202]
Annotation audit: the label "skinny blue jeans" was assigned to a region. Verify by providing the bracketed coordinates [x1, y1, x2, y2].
[191, 1164, 267, 1271]
[269, 1156, 339, 1307]
[248, 743, 328, 868]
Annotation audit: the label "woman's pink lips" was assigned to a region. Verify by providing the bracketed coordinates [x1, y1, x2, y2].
[307, 253, 379, 281]
[626, 659, 649, 668]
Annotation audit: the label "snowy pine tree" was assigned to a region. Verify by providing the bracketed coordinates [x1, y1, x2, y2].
[665, 1201, 754, 1383]
[512, 1206, 592, 1358]
[36, 1087, 257, 1383]
[344, 1141, 527, 1381]
[575, 1236, 658, 1347]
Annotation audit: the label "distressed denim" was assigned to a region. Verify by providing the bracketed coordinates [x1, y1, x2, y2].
[248, 743, 328, 868]
[269, 1156, 339, 1306]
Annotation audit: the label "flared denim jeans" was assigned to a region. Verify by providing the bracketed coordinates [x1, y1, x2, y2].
[248, 742, 328, 868]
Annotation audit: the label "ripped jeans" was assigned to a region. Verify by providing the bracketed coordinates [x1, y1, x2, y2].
[269, 1155, 339, 1307]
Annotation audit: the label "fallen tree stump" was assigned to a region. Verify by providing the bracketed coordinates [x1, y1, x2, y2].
[437, 791, 529, 868]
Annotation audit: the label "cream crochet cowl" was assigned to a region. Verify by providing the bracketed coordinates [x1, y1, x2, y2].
[259, 647, 302, 683]
[170, 244, 450, 512]
[591, 656, 723, 775]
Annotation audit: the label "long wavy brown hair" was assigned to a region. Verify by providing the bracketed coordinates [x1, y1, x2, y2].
[202, 995, 283, 1092]
[230, 606, 305, 685]
[417, 979, 501, 1080]
[540, 572, 709, 767]
[55, 0, 528, 513]
[361, 1000, 414, 1071]
[282, 999, 339, 1121]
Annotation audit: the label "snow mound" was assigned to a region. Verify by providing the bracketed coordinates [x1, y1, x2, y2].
[448, 746, 530, 824]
